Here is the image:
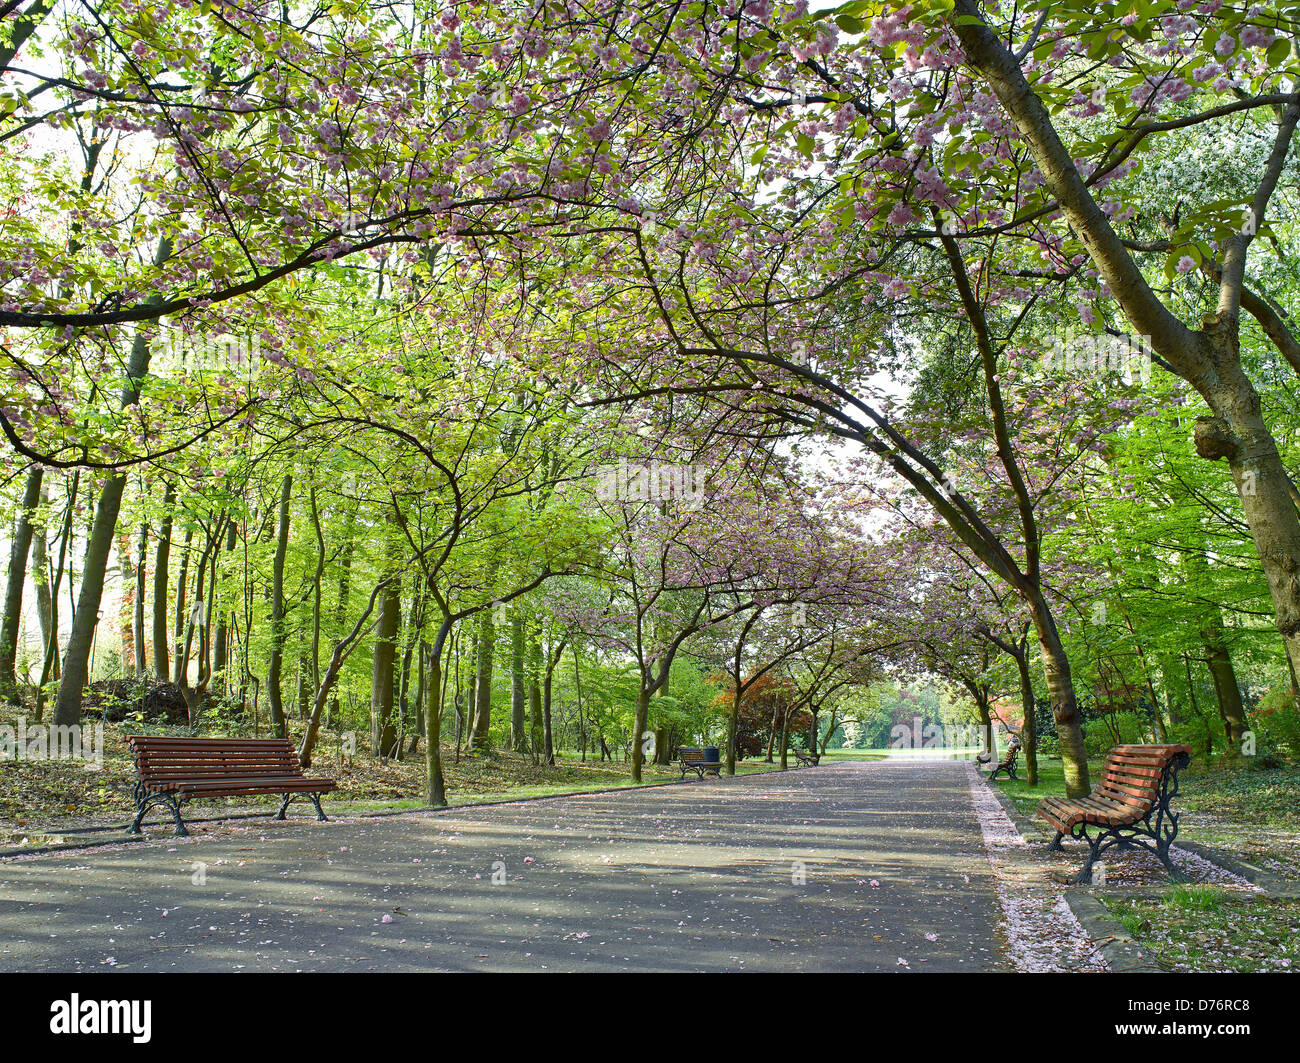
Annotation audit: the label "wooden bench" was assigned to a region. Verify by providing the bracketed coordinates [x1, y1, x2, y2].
[988, 741, 1020, 781]
[1037, 743, 1192, 884]
[677, 746, 723, 780]
[127, 736, 337, 836]
[794, 749, 819, 767]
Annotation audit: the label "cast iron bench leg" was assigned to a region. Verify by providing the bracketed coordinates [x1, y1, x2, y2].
[131, 790, 189, 837]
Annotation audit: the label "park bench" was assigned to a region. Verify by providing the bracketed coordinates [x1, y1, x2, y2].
[127, 735, 337, 836]
[1037, 743, 1192, 884]
[794, 749, 820, 767]
[988, 742, 1020, 781]
[677, 746, 723, 780]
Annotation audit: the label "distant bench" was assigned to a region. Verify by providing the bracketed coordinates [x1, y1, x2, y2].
[989, 743, 1020, 781]
[676, 746, 723, 780]
[1037, 743, 1192, 884]
[794, 749, 820, 767]
[127, 736, 337, 836]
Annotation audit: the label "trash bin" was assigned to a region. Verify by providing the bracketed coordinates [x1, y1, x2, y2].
[703, 746, 720, 763]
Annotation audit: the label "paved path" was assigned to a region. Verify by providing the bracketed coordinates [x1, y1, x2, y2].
[0, 760, 1007, 971]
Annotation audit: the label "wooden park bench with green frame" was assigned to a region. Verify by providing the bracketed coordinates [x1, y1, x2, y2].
[794, 748, 820, 767]
[1037, 743, 1192, 884]
[676, 746, 724, 780]
[127, 735, 337, 836]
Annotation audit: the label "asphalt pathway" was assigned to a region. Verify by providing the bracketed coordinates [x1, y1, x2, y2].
[0, 759, 1007, 971]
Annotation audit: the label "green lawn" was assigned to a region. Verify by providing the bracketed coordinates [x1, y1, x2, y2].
[1104, 888, 1300, 972]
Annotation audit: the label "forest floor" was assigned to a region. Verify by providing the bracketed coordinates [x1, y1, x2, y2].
[0, 701, 782, 840]
[990, 754, 1300, 973]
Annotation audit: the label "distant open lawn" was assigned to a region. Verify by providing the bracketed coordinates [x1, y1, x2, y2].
[0, 703, 781, 840]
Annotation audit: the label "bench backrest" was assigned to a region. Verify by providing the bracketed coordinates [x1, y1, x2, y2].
[1096, 743, 1192, 813]
[128, 736, 303, 783]
[677, 746, 709, 764]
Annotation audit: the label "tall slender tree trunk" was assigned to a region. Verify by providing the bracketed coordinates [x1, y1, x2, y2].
[470, 612, 495, 751]
[266, 473, 292, 739]
[116, 529, 136, 676]
[171, 525, 193, 686]
[152, 480, 175, 681]
[370, 567, 401, 759]
[133, 523, 148, 676]
[212, 520, 236, 685]
[510, 611, 526, 750]
[1014, 649, 1040, 786]
[528, 631, 543, 754]
[52, 235, 174, 727]
[0, 466, 43, 700]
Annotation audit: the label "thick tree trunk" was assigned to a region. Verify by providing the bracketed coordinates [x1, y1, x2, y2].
[1026, 593, 1089, 797]
[1200, 609, 1247, 757]
[1198, 360, 1300, 683]
[52, 475, 127, 725]
[630, 686, 650, 782]
[0, 466, 43, 700]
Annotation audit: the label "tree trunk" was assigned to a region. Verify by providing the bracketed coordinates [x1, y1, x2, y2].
[171, 525, 193, 685]
[1026, 593, 1089, 796]
[212, 520, 236, 684]
[630, 686, 650, 782]
[53, 240, 175, 726]
[370, 569, 401, 758]
[134, 523, 148, 676]
[0, 466, 43, 700]
[510, 610, 526, 750]
[425, 635, 448, 806]
[726, 681, 742, 776]
[528, 632, 543, 755]
[1014, 650, 1040, 786]
[152, 479, 174, 681]
[470, 611, 495, 751]
[51, 474, 128, 725]
[542, 646, 557, 766]
[1201, 613, 1247, 757]
[266, 473, 292, 739]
